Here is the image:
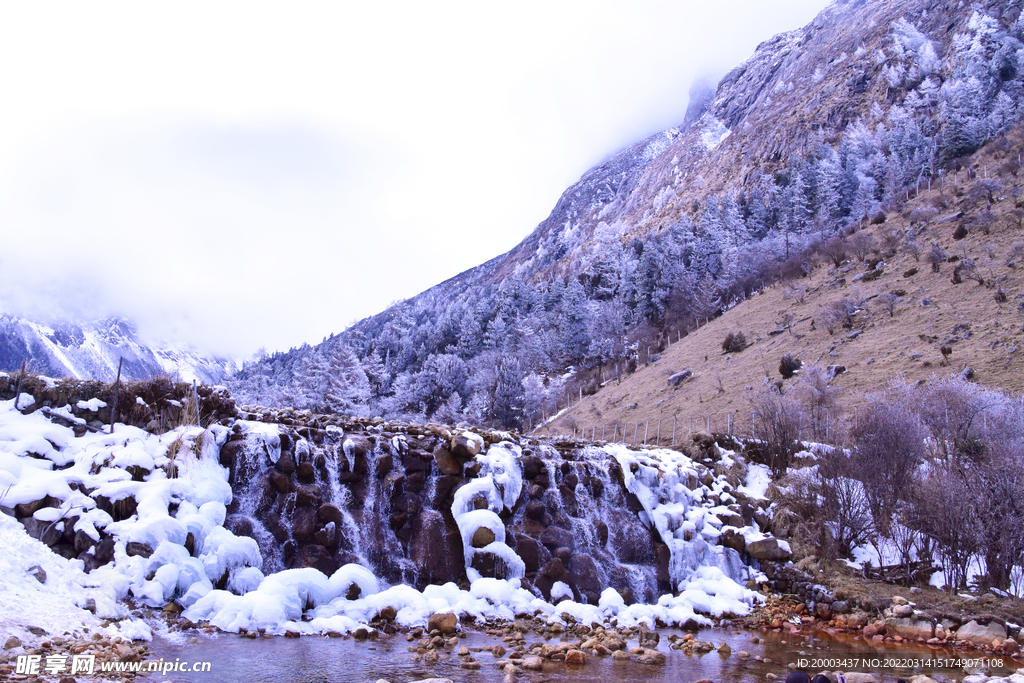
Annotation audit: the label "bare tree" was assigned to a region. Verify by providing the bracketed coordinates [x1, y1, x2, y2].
[850, 232, 877, 261]
[851, 400, 929, 534]
[878, 292, 900, 317]
[821, 237, 849, 268]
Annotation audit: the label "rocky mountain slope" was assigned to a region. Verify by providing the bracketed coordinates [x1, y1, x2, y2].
[0, 313, 238, 384]
[540, 123, 1024, 442]
[231, 0, 1024, 431]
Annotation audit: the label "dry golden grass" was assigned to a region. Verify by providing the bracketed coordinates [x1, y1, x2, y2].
[540, 135, 1024, 444]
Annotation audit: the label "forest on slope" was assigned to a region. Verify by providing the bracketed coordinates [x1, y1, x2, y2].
[230, 0, 1024, 431]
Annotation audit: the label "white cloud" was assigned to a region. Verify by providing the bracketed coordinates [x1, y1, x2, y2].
[0, 0, 831, 358]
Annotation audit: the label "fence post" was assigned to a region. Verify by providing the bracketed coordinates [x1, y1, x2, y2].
[672, 415, 677, 446]
[656, 420, 661, 446]
[643, 421, 649, 445]
[13, 359, 26, 411]
[110, 358, 124, 434]
[633, 423, 639, 446]
[613, 424, 618, 442]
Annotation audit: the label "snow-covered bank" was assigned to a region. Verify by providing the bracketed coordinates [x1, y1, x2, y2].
[1, 393, 780, 641]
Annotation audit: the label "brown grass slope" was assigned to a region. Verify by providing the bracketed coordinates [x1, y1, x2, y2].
[538, 129, 1024, 443]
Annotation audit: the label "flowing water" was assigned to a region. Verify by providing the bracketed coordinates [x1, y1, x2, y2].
[150, 626, 1022, 683]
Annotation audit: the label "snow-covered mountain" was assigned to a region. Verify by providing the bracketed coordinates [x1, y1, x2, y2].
[0, 314, 238, 384]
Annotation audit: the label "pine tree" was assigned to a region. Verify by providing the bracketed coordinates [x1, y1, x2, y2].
[491, 355, 525, 429]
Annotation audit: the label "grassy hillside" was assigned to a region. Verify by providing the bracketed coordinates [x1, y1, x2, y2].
[538, 128, 1024, 444]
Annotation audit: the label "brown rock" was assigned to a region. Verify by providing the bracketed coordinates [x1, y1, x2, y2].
[746, 538, 791, 561]
[295, 462, 316, 484]
[428, 612, 458, 635]
[269, 470, 291, 494]
[126, 541, 154, 558]
[886, 617, 934, 641]
[450, 432, 483, 461]
[317, 504, 344, 526]
[565, 649, 586, 666]
[955, 619, 1006, 646]
[471, 526, 496, 548]
[636, 649, 666, 665]
[433, 446, 463, 476]
[522, 655, 544, 670]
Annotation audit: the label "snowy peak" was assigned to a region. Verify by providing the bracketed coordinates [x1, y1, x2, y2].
[0, 313, 238, 384]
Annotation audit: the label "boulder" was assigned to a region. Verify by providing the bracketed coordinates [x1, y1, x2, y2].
[525, 500, 547, 522]
[297, 545, 338, 575]
[746, 538, 791, 561]
[408, 510, 465, 586]
[268, 470, 291, 494]
[292, 507, 317, 542]
[956, 619, 1006, 646]
[721, 529, 746, 554]
[295, 484, 322, 508]
[471, 526, 496, 548]
[568, 554, 603, 597]
[295, 461, 316, 484]
[428, 612, 458, 635]
[636, 649, 666, 665]
[450, 432, 484, 461]
[522, 655, 544, 671]
[513, 533, 550, 573]
[344, 435, 371, 458]
[521, 455, 544, 479]
[126, 541, 154, 558]
[886, 617, 934, 640]
[432, 446, 463, 476]
[843, 674, 878, 683]
[317, 504, 345, 527]
[668, 370, 694, 387]
[565, 649, 586, 666]
[539, 526, 574, 551]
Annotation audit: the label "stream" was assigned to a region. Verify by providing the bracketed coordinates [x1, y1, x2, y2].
[149, 625, 1022, 683]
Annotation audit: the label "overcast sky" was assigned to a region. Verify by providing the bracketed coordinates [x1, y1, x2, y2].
[0, 0, 830, 359]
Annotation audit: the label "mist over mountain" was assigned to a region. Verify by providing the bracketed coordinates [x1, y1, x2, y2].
[228, 0, 1024, 428]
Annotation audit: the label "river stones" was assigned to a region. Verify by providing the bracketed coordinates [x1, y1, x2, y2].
[955, 618, 1007, 646]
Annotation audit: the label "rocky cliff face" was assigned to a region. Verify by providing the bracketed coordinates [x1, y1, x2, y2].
[0, 314, 237, 384]
[218, 407, 780, 605]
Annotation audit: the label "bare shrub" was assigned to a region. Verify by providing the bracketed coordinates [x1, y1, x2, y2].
[851, 400, 929, 534]
[783, 286, 806, 304]
[909, 468, 979, 592]
[881, 229, 902, 256]
[750, 387, 803, 477]
[927, 242, 946, 272]
[903, 239, 922, 261]
[779, 353, 802, 379]
[818, 449, 874, 557]
[878, 292, 900, 317]
[721, 330, 747, 353]
[821, 237, 849, 267]
[850, 232, 877, 261]
[797, 366, 842, 443]
[821, 296, 861, 332]
[969, 208, 996, 235]
[908, 206, 938, 224]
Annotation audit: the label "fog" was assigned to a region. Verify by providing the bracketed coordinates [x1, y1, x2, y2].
[0, 1, 831, 359]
